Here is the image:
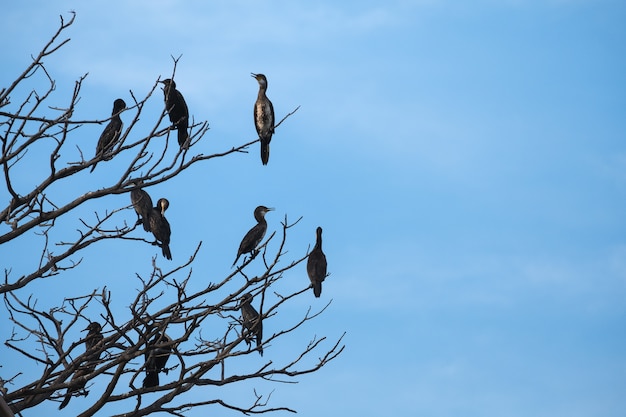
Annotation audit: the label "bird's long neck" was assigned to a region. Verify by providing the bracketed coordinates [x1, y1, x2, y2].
[315, 231, 323, 250]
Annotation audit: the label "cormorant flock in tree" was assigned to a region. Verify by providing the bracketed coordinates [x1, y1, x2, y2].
[252, 73, 275, 165]
[307, 227, 327, 298]
[90, 98, 126, 173]
[59, 322, 104, 409]
[232, 205, 274, 267]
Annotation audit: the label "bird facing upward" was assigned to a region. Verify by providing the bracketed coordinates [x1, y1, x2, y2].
[240, 292, 263, 356]
[59, 322, 104, 409]
[160, 79, 189, 148]
[232, 205, 274, 267]
[307, 227, 328, 298]
[251, 73, 275, 165]
[149, 198, 172, 260]
[90, 98, 126, 173]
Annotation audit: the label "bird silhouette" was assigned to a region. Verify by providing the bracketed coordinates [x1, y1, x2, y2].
[130, 183, 153, 232]
[252, 73, 275, 165]
[59, 322, 103, 409]
[90, 98, 126, 172]
[160, 79, 189, 148]
[143, 331, 172, 388]
[232, 205, 273, 267]
[240, 293, 263, 356]
[149, 198, 172, 260]
[307, 227, 327, 297]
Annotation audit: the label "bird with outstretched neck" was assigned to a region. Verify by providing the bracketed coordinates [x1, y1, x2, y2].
[252, 73, 275, 165]
[232, 205, 273, 267]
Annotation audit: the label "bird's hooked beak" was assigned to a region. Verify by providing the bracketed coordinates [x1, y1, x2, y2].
[250, 73, 258, 78]
[266, 207, 275, 212]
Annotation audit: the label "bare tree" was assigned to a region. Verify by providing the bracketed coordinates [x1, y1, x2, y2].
[0, 13, 343, 417]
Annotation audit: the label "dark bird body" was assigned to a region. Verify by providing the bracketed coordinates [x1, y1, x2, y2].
[307, 227, 327, 298]
[90, 98, 126, 172]
[160, 79, 189, 148]
[149, 198, 172, 260]
[59, 322, 103, 410]
[130, 186, 153, 232]
[240, 293, 263, 356]
[143, 332, 172, 388]
[232, 205, 273, 267]
[252, 73, 274, 165]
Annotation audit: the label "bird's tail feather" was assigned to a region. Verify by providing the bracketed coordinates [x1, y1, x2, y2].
[313, 282, 322, 298]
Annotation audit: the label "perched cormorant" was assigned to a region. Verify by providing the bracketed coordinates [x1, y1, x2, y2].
[59, 322, 104, 410]
[251, 73, 275, 165]
[307, 227, 327, 298]
[143, 331, 172, 388]
[232, 205, 274, 267]
[90, 98, 126, 173]
[240, 292, 263, 356]
[130, 184, 153, 232]
[149, 198, 172, 260]
[160, 79, 189, 148]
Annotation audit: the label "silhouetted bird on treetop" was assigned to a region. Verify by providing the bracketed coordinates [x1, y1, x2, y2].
[143, 330, 172, 388]
[251, 73, 274, 165]
[239, 292, 263, 356]
[58, 322, 104, 409]
[130, 182, 153, 233]
[160, 78, 189, 148]
[90, 98, 126, 173]
[232, 205, 273, 267]
[307, 227, 328, 298]
[149, 197, 172, 260]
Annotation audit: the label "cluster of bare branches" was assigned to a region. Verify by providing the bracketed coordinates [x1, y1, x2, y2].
[0, 13, 343, 417]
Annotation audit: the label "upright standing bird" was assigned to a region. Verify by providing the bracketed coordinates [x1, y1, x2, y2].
[149, 198, 172, 260]
[251, 73, 275, 165]
[240, 293, 263, 356]
[59, 322, 104, 410]
[232, 205, 274, 267]
[130, 183, 153, 232]
[307, 227, 328, 298]
[143, 331, 172, 388]
[160, 79, 189, 148]
[90, 98, 126, 172]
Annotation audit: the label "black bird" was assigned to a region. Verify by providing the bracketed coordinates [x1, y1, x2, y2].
[143, 331, 172, 388]
[160, 79, 189, 148]
[240, 293, 263, 356]
[251, 73, 275, 165]
[232, 205, 273, 267]
[130, 184, 153, 232]
[149, 198, 172, 260]
[59, 322, 104, 410]
[307, 227, 327, 298]
[90, 98, 126, 172]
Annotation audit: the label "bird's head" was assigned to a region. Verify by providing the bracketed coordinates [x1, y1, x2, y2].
[83, 322, 102, 333]
[157, 198, 170, 214]
[251, 73, 268, 88]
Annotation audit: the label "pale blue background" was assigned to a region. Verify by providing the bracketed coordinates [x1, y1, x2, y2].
[1, 1, 625, 416]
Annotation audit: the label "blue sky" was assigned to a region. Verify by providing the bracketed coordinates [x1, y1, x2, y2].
[2, 1, 626, 416]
